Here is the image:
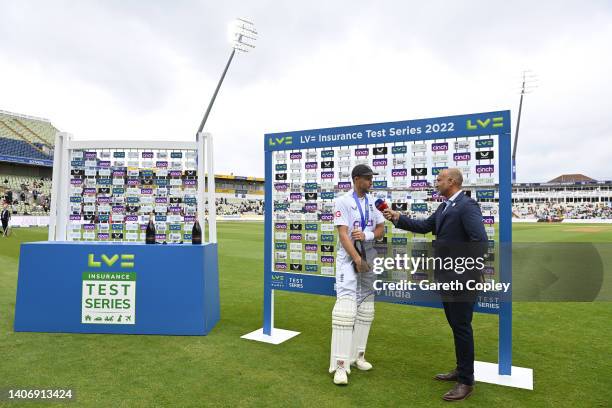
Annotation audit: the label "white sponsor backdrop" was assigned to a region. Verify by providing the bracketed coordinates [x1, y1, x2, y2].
[9, 215, 262, 226]
[512, 218, 612, 224]
[8, 216, 50, 227]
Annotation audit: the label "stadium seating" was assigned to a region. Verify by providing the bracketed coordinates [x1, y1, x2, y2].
[512, 202, 612, 220]
[0, 111, 56, 147]
[0, 137, 53, 161]
[1, 174, 52, 216]
[215, 198, 263, 215]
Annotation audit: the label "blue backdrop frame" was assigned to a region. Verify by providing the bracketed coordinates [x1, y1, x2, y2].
[262, 111, 513, 375]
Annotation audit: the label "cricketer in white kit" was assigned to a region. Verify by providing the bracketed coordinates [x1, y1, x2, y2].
[329, 164, 385, 385]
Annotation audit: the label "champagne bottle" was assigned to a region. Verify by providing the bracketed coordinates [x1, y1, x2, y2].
[192, 218, 202, 244]
[145, 213, 156, 244]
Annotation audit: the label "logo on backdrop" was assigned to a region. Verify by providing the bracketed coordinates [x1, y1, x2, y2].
[82, 253, 136, 325]
[268, 135, 293, 146]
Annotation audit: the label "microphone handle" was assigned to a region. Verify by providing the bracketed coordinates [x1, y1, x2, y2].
[354, 239, 367, 263]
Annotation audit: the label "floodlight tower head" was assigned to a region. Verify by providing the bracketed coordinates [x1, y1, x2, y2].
[228, 18, 257, 53]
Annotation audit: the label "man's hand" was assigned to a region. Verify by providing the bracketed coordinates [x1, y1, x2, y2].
[351, 230, 366, 241]
[353, 256, 370, 273]
[383, 209, 400, 223]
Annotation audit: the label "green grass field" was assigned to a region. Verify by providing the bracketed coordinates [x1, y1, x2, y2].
[1, 223, 611, 407]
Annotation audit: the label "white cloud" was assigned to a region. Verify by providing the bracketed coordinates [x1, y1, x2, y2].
[0, 0, 611, 181]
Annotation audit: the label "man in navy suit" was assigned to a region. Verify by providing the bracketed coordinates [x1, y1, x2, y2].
[383, 168, 488, 401]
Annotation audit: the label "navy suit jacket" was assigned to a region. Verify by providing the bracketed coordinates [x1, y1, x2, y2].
[396, 192, 488, 283]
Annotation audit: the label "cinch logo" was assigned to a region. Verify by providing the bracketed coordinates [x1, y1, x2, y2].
[305, 244, 318, 251]
[372, 158, 388, 167]
[275, 183, 289, 191]
[305, 162, 317, 170]
[453, 153, 471, 161]
[411, 180, 428, 188]
[88, 254, 135, 269]
[466, 116, 503, 130]
[304, 203, 318, 211]
[321, 256, 335, 264]
[268, 135, 293, 146]
[483, 216, 495, 225]
[392, 168, 408, 177]
[336, 182, 351, 190]
[321, 171, 335, 179]
[476, 165, 495, 174]
[431, 142, 448, 151]
[320, 213, 334, 221]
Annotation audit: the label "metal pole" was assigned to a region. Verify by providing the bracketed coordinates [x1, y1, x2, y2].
[196, 48, 236, 135]
[512, 77, 525, 183]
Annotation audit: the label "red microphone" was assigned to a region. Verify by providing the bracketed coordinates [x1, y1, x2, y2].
[375, 198, 388, 211]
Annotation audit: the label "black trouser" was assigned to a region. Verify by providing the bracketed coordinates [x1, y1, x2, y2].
[1, 220, 7, 235]
[442, 298, 476, 386]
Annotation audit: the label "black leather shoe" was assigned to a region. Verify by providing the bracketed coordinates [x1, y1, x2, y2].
[434, 369, 458, 381]
[442, 383, 473, 401]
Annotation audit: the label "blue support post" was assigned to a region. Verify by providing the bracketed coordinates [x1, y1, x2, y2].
[498, 130, 513, 375]
[263, 149, 273, 335]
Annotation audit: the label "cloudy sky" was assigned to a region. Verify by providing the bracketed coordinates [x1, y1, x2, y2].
[1, 0, 611, 181]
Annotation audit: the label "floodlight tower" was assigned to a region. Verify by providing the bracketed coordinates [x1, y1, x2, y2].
[196, 18, 258, 135]
[512, 70, 537, 183]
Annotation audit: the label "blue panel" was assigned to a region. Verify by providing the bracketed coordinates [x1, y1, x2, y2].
[14, 242, 219, 335]
[265, 111, 511, 151]
[263, 150, 273, 335]
[498, 131, 513, 374]
[0, 154, 53, 167]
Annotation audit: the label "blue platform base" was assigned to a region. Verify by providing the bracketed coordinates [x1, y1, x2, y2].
[14, 241, 219, 336]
